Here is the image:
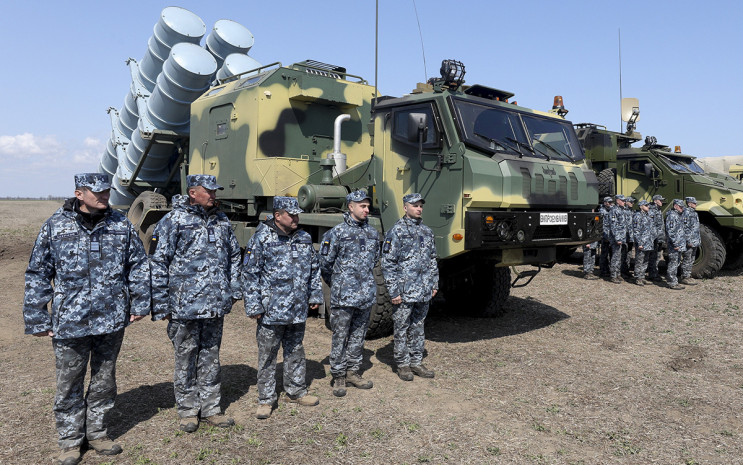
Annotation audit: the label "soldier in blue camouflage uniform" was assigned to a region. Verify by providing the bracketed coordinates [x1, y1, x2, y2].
[621, 196, 636, 277]
[647, 194, 666, 282]
[151, 175, 241, 433]
[680, 196, 701, 286]
[23, 174, 150, 465]
[320, 190, 380, 396]
[598, 196, 613, 277]
[665, 199, 687, 290]
[632, 200, 654, 285]
[608, 194, 628, 284]
[242, 196, 323, 419]
[582, 238, 599, 280]
[381, 193, 439, 381]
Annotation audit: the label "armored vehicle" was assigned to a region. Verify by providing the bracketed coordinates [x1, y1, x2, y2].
[102, 9, 601, 337]
[576, 99, 743, 277]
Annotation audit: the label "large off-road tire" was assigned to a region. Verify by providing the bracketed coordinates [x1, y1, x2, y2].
[366, 266, 394, 339]
[446, 261, 511, 317]
[692, 224, 726, 279]
[555, 246, 577, 263]
[127, 191, 168, 245]
[597, 168, 616, 198]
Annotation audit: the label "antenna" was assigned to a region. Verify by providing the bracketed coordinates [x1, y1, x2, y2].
[412, 0, 428, 82]
[618, 28, 623, 132]
[374, 0, 378, 108]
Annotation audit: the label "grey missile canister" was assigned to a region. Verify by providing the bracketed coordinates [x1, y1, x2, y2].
[216, 53, 262, 83]
[205, 19, 254, 70]
[111, 43, 216, 204]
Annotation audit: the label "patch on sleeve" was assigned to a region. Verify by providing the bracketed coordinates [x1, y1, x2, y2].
[383, 239, 392, 253]
[243, 248, 252, 265]
[320, 240, 330, 255]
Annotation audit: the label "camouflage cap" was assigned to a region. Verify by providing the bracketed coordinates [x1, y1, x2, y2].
[638, 199, 649, 207]
[346, 189, 371, 204]
[274, 196, 303, 215]
[626, 196, 636, 203]
[652, 194, 666, 202]
[403, 193, 425, 204]
[74, 173, 111, 192]
[187, 174, 224, 190]
[685, 196, 697, 204]
[673, 199, 685, 207]
[614, 194, 626, 201]
[602, 196, 614, 203]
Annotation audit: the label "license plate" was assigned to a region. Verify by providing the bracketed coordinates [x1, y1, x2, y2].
[540, 213, 568, 225]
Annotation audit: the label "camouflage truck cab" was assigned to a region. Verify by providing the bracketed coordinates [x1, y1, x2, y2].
[577, 122, 743, 277]
[128, 59, 601, 337]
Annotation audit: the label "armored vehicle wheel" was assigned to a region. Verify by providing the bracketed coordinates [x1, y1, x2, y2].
[555, 246, 577, 263]
[366, 266, 394, 339]
[597, 169, 616, 198]
[473, 266, 511, 317]
[722, 234, 743, 270]
[692, 224, 726, 279]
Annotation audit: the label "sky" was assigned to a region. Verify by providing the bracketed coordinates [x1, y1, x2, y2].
[1, 0, 741, 197]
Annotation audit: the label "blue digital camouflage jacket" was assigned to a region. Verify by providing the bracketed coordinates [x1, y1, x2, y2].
[648, 204, 665, 242]
[609, 205, 628, 244]
[242, 218, 323, 325]
[632, 210, 654, 251]
[23, 199, 151, 339]
[624, 206, 635, 242]
[381, 216, 439, 303]
[150, 195, 242, 321]
[599, 205, 612, 241]
[320, 212, 381, 309]
[681, 207, 701, 247]
[665, 209, 687, 252]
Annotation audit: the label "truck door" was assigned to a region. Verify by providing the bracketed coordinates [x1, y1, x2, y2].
[622, 157, 662, 199]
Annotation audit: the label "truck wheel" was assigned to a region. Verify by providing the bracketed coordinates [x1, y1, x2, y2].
[555, 246, 577, 263]
[597, 169, 616, 198]
[692, 224, 726, 279]
[475, 267, 511, 317]
[722, 233, 743, 270]
[366, 266, 394, 339]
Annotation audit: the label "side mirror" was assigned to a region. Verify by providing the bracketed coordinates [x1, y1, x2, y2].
[644, 162, 659, 179]
[407, 113, 428, 143]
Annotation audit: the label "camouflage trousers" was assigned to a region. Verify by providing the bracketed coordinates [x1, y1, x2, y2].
[256, 321, 307, 405]
[582, 245, 597, 274]
[681, 246, 697, 278]
[329, 306, 371, 377]
[599, 239, 611, 276]
[167, 317, 223, 418]
[52, 329, 124, 449]
[621, 242, 633, 275]
[634, 248, 649, 280]
[647, 241, 663, 279]
[392, 301, 429, 367]
[610, 243, 624, 278]
[666, 250, 682, 286]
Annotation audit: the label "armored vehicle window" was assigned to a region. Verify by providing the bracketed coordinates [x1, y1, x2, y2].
[629, 159, 648, 174]
[521, 114, 584, 162]
[657, 153, 705, 174]
[452, 100, 529, 157]
[391, 104, 440, 148]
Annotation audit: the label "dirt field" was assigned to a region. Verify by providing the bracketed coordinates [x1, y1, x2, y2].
[1, 200, 742, 464]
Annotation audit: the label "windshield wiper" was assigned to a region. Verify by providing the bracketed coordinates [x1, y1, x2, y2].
[506, 137, 536, 155]
[473, 132, 524, 157]
[531, 137, 575, 162]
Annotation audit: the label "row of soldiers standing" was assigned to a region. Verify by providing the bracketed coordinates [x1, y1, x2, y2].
[23, 174, 439, 465]
[584, 193, 701, 289]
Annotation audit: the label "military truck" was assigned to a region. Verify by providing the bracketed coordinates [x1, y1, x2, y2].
[103, 11, 601, 337]
[575, 99, 743, 277]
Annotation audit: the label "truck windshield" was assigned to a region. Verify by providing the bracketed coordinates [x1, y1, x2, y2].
[453, 98, 584, 162]
[657, 153, 706, 174]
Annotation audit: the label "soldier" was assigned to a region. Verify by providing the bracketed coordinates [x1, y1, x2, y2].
[665, 199, 687, 290]
[23, 173, 150, 465]
[151, 175, 241, 433]
[381, 193, 439, 381]
[622, 196, 636, 277]
[647, 194, 666, 282]
[598, 196, 613, 277]
[582, 239, 599, 280]
[608, 194, 628, 284]
[243, 196, 323, 419]
[680, 196, 701, 285]
[632, 200, 654, 285]
[320, 190, 380, 397]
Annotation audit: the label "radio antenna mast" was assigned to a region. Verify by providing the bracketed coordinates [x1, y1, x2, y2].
[618, 28, 623, 132]
[412, 0, 428, 82]
[374, 0, 379, 108]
